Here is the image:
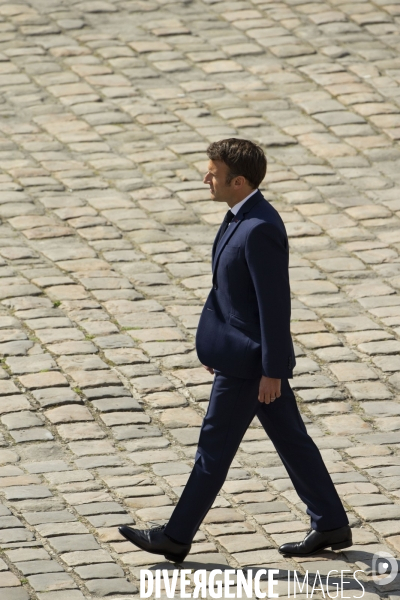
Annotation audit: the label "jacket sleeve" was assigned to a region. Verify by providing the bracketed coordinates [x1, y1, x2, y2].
[245, 222, 293, 378]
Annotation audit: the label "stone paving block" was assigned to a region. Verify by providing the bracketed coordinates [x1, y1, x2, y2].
[0, 341, 34, 356]
[57, 422, 106, 441]
[232, 549, 282, 567]
[24, 510, 75, 525]
[35, 329, 85, 344]
[62, 489, 114, 506]
[329, 362, 378, 382]
[83, 386, 131, 399]
[314, 347, 357, 362]
[91, 397, 141, 412]
[119, 364, 159, 378]
[0, 572, 21, 587]
[169, 427, 200, 446]
[103, 348, 148, 364]
[85, 577, 138, 595]
[37, 593, 85, 600]
[326, 316, 381, 332]
[373, 356, 400, 372]
[0, 514, 24, 528]
[361, 402, 400, 417]
[0, 529, 35, 544]
[3, 486, 52, 500]
[27, 572, 77, 592]
[10, 428, 54, 443]
[128, 449, 179, 465]
[60, 549, 113, 568]
[43, 468, 92, 491]
[160, 407, 202, 429]
[69, 369, 121, 388]
[173, 367, 214, 386]
[291, 374, 335, 389]
[113, 424, 162, 440]
[217, 533, 272, 553]
[56, 355, 108, 373]
[202, 508, 246, 524]
[99, 411, 149, 426]
[18, 372, 68, 389]
[140, 341, 193, 357]
[75, 502, 126, 516]
[5, 548, 51, 563]
[373, 521, 400, 537]
[0, 589, 29, 600]
[15, 560, 64, 575]
[44, 405, 94, 423]
[6, 354, 57, 374]
[68, 440, 115, 456]
[389, 374, 400, 391]
[120, 551, 166, 567]
[85, 513, 133, 528]
[17, 442, 65, 463]
[322, 414, 371, 435]
[2, 411, 44, 430]
[295, 333, 341, 349]
[119, 312, 175, 328]
[74, 563, 124, 579]
[244, 501, 291, 516]
[0, 380, 19, 395]
[0, 449, 19, 464]
[345, 382, 392, 400]
[144, 391, 187, 408]
[0, 396, 32, 419]
[131, 375, 174, 393]
[35, 522, 89, 538]
[355, 504, 400, 522]
[48, 534, 100, 554]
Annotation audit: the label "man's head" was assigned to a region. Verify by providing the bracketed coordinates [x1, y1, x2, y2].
[203, 138, 267, 207]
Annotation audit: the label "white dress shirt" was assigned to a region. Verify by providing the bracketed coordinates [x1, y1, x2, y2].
[230, 189, 258, 216]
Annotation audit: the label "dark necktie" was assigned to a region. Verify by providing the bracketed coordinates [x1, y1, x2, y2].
[216, 210, 234, 247]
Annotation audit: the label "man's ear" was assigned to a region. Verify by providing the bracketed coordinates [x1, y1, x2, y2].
[233, 175, 246, 188]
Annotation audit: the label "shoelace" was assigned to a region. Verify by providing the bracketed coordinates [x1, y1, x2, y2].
[150, 524, 166, 533]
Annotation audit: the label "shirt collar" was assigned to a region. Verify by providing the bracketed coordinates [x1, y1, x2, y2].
[230, 189, 258, 216]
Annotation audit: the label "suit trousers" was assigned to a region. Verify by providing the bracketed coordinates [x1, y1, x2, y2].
[164, 371, 348, 545]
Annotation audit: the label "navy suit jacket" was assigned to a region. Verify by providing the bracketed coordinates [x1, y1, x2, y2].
[196, 190, 296, 379]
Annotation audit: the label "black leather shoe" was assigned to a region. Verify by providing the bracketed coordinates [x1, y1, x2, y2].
[279, 526, 352, 556]
[118, 524, 191, 563]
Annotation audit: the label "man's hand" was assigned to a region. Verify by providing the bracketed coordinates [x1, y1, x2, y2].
[203, 365, 214, 374]
[258, 376, 281, 404]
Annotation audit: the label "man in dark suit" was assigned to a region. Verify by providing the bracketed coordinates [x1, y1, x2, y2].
[120, 138, 351, 561]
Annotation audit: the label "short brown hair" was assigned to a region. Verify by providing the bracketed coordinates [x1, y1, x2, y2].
[207, 138, 267, 189]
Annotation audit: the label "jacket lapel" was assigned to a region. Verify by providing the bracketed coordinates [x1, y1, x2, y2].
[212, 217, 242, 274]
[212, 190, 264, 275]
[211, 220, 224, 265]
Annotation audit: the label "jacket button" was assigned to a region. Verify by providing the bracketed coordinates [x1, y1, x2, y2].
[213, 284, 218, 290]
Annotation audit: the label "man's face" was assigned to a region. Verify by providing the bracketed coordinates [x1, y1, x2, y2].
[203, 160, 232, 203]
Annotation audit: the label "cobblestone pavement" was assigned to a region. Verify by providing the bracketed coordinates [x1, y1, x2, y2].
[3, 0, 400, 598]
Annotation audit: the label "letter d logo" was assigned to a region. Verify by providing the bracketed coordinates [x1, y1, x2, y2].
[372, 551, 398, 586]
